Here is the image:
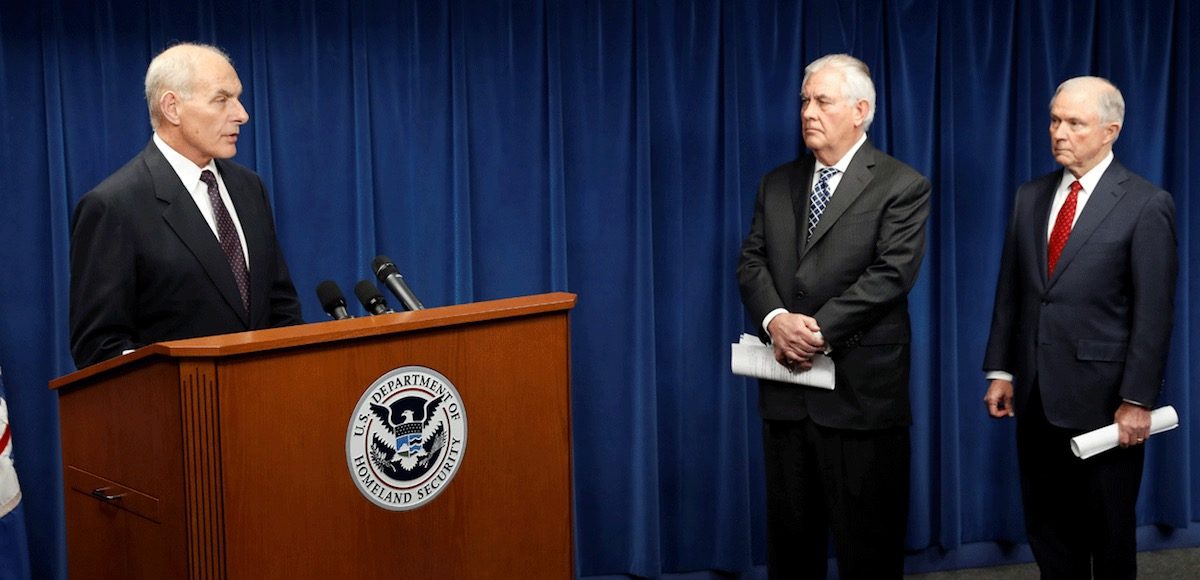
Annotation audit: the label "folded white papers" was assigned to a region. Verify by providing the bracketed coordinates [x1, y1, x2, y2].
[730, 333, 835, 390]
[1070, 405, 1179, 459]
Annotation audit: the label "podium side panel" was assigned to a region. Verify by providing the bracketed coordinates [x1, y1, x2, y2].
[58, 360, 189, 579]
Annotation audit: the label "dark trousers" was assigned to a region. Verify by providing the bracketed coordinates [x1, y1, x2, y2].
[1016, 389, 1145, 580]
[762, 418, 910, 579]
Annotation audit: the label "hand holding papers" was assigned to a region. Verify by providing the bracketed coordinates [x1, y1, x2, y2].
[1070, 406, 1179, 459]
[730, 334, 835, 389]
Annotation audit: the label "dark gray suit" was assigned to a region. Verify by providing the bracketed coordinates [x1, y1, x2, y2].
[983, 160, 1177, 578]
[70, 140, 303, 368]
[738, 140, 931, 428]
[737, 140, 930, 578]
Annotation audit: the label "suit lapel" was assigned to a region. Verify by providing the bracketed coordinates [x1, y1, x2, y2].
[147, 143, 250, 326]
[790, 155, 816, 258]
[1047, 162, 1128, 287]
[1031, 177, 1057, 288]
[802, 142, 875, 256]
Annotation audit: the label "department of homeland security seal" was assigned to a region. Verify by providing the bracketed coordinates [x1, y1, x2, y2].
[346, 366, 467, 511]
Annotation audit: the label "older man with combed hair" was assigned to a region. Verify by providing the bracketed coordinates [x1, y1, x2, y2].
[983, 76, 1177, 579]
[737, 53, 931, 578]
[69, 43, 303, 368]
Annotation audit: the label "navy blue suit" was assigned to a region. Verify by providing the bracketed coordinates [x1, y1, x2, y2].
[984, 160, 1176, 428]
[984, 159, 1177, 579]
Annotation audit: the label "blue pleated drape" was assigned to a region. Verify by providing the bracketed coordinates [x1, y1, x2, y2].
[0, 1, 1196, 578]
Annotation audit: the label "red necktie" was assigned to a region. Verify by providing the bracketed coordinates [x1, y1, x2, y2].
[1047, 180, 1081, 276]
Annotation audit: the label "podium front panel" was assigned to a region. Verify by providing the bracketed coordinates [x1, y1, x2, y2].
[215, 311, 572, 577]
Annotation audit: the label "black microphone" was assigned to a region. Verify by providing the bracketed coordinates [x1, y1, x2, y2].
[315, 280, 352, 320]
[372, 255, 425, 311]
[354, 280, 393, 315]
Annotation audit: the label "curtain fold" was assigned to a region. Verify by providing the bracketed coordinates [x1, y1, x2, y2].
[0, 2, 1195, 578]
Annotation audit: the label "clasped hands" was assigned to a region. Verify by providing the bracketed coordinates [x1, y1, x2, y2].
[767, 313, 825, 372]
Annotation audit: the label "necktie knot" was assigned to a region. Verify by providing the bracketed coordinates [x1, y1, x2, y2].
[1069, 180, 1082, 195]
[200, 169, 217, 188]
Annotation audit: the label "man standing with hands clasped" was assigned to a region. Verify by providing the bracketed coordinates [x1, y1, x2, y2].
[983, 76, 1178, 579]
[738, 53, 931, 578]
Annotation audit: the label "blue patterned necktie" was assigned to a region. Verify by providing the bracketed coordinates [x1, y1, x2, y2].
[807, 167, 839, 240]
[200, 170, 250, 312]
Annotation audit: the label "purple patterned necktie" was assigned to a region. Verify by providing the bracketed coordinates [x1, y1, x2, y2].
[199, 170, 249, 312]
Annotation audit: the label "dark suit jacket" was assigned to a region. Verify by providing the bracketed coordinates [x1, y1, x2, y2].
[737, 141, 931, 430]
[983, 160, 1177, 430]
[70, 140, 304, 368]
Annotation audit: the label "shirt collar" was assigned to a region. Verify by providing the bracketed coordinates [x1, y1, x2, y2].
[816, 132, 868, 174]
[1059, 151, 1114, 194]
[153, 133, 219, 190]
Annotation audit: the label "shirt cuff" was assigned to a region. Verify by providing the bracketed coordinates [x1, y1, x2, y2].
[762, 308, 789, 336]
[986, 370, 1013, 383]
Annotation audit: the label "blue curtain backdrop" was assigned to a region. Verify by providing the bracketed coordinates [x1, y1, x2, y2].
[0, 1, 1195, 577]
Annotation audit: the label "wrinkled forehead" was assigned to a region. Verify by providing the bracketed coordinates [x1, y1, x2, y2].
[801, 68, 846, 99]
[192, 54, 243, 95]
[1050, 89, 1099, 120]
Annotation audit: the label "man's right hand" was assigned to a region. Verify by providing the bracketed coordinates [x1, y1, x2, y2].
[984, 379, 1015, 418]
[767, 313, 825, 371]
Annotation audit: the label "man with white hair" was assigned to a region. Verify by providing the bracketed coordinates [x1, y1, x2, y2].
[70, 43, 302, 368]
[738, 53, 931, 578]
[983, 76, 1177, 578]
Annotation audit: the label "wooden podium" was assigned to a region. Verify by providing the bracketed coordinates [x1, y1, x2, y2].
[51, 293, 576, 579]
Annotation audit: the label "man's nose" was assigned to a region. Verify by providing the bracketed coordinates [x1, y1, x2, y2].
[801, 100, 816, 118]
[232, 98, 249, 124]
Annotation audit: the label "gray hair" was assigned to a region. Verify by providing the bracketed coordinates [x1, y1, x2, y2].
[1053, 76, 1125, 126]
[803, 53, 877, 131]
[144, 43, 233, 129]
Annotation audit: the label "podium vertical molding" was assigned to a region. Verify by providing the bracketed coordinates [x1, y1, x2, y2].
[180, 361, 227, 579]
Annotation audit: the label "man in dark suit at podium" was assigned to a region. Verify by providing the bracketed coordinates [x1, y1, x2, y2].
[70, 43, 302, 368]
[737, 53, 931, 578]
[983, 76, 1177, 579]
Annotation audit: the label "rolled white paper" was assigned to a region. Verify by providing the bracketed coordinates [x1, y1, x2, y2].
[1070, 405, 1179, 459]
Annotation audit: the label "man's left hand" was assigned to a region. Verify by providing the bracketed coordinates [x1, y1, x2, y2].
[1114, 402, 1151, 448]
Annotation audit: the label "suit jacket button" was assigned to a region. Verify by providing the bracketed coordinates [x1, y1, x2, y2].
[796, 290, 806, 298]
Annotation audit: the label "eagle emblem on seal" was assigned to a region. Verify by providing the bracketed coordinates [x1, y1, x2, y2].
[367, 394, 448, 481]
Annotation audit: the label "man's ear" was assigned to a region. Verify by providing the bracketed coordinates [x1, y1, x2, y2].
[1103, 122, 1121, 146]
[853, 99, 870, 128]
[160, 92, 182, 126]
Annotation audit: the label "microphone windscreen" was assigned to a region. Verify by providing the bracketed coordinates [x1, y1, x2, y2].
[354, 280, 384, 305]
[316, 280, 347, 309]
